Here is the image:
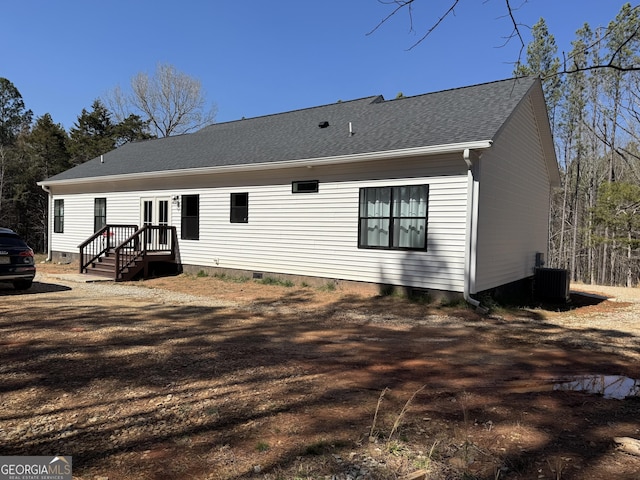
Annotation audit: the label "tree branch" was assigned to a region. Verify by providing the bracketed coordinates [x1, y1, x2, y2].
[367, 0, 416, 37]
[582, 117, 640, 184]
[608, 21, 640, 65]
[371, 0, 640, 75]
[368, 0, 462, 51]
[502, 0, 527, 68]
[406, 0, 460, 51]
[561, 63, 640, 75]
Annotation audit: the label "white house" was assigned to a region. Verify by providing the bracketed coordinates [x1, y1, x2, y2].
[39, 76, 560, 304]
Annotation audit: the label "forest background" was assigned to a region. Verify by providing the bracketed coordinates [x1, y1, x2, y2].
[1, 3, 639, 287]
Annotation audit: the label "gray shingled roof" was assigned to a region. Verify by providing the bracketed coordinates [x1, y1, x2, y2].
[44, 77, 540, 182]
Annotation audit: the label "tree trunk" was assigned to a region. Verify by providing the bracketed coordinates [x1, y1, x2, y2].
[559, 166, 570, 268]
[588, 180, 596, 285]
[628, 231, 633, 287]
[0, 147, 5, 220]
[610, 241, 617, 286]
[601, 228, 609, 284]
[570, 143, 582, 281]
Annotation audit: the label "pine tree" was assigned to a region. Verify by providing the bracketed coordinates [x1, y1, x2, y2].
[68, 100, 152, 165]
[0, 78, 33, 227]
[15, 114, 72, 249]
[513, 18, 563, 130]
[556, 25, 590, 281]
[0, 78, 32, 147]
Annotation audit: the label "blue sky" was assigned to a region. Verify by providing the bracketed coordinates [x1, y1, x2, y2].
[2, 0, 629, 131]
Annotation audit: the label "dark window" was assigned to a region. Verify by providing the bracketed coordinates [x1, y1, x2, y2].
[54, 199, 64, 233]
[94, 198, 107, 232]
[181, 194, 199, 240]
[292, 180, 319, 193]
[230, 193, 248, 223]
[358, 185, 428, 250]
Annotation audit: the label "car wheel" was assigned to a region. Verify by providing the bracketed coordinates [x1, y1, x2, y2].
[13, 280, 33, 290]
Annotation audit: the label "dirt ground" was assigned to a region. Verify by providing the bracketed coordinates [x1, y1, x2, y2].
[1, 262, 639, 480]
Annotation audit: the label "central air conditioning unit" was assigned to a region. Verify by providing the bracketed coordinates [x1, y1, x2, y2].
[534, 267, 570, 303]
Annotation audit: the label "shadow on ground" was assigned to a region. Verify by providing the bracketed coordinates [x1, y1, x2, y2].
[0, 280, 638, 480]
[0, 281, 72, 296]
[532, 291, 609, 312]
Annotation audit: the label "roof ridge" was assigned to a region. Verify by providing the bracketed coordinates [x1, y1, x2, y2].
[201, 95, 385, 130]
[385, 76, 536, 103]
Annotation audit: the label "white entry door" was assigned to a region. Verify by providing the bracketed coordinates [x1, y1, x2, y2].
[141, 197, 170, 248]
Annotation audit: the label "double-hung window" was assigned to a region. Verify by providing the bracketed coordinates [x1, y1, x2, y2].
[181, 194, 199, 240]
[358, 185, 428, 250]
[230, 193, 248, 223]
[54, 199, 64, 233]
[94, 198, 107, 232]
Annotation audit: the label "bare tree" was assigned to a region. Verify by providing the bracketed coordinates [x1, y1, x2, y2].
[105, 63, 217, 138]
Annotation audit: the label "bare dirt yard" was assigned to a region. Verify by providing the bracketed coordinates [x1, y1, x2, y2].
[1, 262, 639, 480]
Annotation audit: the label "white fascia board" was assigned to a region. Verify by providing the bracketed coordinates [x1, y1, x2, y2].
[38, 140, 493, 187]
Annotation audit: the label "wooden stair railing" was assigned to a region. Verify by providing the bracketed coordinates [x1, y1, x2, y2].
[114, 225, 177, 281]
[79, 225, 177, 281]
[79, 225, 139, 274]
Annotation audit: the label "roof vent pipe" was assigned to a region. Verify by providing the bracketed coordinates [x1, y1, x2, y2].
[349, 122, 354, 136]
[100, 155, 104, 164]
[318, 121, 329, 128]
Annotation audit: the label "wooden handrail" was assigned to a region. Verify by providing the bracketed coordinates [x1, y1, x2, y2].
[79, 225, 138, 273]
[80, 224, 176, 280]
[113, 225, 177, 280]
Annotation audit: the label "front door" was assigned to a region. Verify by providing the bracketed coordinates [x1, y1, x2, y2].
[141, 197, 170, 248]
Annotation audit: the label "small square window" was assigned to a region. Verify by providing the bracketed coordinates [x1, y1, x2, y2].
[292, 180, 319, 193]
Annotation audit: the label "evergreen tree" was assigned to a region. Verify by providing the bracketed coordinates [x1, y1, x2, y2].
[602, 3, 640, 182]
[113, 113, 153, 147]
[592, 182, 640, 286]
[518, 6, 640, 286]
[513, 18, 563, 131]
[68, 100, 119, 165]
[68, 100, 152, 165]
[28, 114, 71, 178]
[555, 25, 591, 279]
[15, 114, 72, 249]
[0, 77, 32, 147]
[0, 78, 33, 228]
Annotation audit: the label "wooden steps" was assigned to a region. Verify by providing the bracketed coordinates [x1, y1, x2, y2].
[86, 251, 145, 281]
[87, 252, 117, 278]
[80, 225, 178, 281]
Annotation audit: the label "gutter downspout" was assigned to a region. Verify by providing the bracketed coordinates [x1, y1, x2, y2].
[463, 148, 487, 313]
[40, 184, 52, 262]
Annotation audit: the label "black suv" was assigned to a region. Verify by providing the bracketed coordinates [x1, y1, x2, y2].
[0, 228, 36, 290]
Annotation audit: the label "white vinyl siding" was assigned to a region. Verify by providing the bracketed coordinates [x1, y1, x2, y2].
[473, 97, 552, 292]
[51, 196, 88, 251]
[49, 155, 470, 292]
